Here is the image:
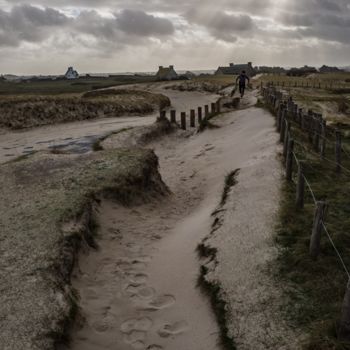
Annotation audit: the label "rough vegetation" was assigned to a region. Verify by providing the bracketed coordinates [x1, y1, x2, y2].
[165, 75, 234, 93]
[263, 91, 350, 349]
[0, 148, 168, 350]
[258, 73, 350, 125]
[0, 75, 156, 95]
[0, 89, 170, 129]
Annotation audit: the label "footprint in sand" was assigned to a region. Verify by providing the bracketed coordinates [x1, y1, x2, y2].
[127, 272, 149, 284]
[123, 331, 146, 345]
[145, 295, 176, 311]
[125, 283, 156, 301]
[120, 317, 153, 334]
[147, 346, 163, 350]
[157, 321, 189, 338]
[91, 314, 115, 333]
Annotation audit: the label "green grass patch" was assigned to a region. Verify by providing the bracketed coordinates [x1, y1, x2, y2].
[267, 99, 350, 349]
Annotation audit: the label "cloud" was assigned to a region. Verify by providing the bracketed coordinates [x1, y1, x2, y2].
[0, 5, 175, 48]
[185, 9, 255, 42]
[116, 9, 174, 36]
[1, 0, 350, 74]
[0, 4, 69, 46]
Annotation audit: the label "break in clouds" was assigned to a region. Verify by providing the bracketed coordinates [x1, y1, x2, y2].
[0, 0, 350, 73]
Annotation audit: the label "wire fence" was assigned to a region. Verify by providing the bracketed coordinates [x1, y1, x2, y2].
[262, 83, 350, 340]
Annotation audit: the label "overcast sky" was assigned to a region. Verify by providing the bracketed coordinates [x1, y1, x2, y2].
[0, 0, 349, 74]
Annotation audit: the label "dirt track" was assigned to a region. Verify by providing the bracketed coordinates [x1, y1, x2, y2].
[0, 86, 218, 164]
[66, 89, 304, 349]
[0, 83, 305, 349]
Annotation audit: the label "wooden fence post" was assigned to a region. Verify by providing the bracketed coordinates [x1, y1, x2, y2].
[283, 121, 291, 158]
[159, 110, 166, 120]
[310, 201, 328, 259]
[205, 105, 209, 117]
[313, 121, 320, 152]
[336, 130, 342, 173]
[277, 104, 283, 132]
[320, 120, 327, 158]
[338, 279, 350, 341]
[170, 110, 176, 123]
[216, 100, 221, 114]
[198, 107, 202, 124]
[190, 109, 196, 128]
[211, 102, 216, 114]
[286, 139, 294, 181]
[280, 111, 286, 143]
[296, 161, 305, 209]
[180, 112, 186, 130]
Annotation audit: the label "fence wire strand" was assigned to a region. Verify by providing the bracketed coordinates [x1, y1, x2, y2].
[303, 175, 317, 204]
[322, 222, 350, 279]
[265, 87, 350, 282]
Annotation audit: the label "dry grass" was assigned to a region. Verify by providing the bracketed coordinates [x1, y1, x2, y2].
[0, 89, 170, 129]
[165, 75, 235, 93]
[262, 97, 350, 349]
[259, 73, 350, 126]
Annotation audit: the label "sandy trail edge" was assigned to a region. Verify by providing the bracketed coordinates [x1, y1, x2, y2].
[66, 98, 304, 349]
[0, 87, 218, 164]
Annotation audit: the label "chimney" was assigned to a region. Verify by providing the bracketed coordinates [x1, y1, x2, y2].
[169, 65, 174, 69]
[159, 66, 163, 69]
[248, 62, 252, 67]
[229, 63, 234, 67]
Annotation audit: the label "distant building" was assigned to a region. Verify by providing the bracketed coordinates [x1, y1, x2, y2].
[319, 65, 343, 73]
[156, 65, 178, 81]
[215, 62, 256, 77]
[65, 67, 79, 80]
[287, 65, 317, 77]
[255, 66, 286, 74]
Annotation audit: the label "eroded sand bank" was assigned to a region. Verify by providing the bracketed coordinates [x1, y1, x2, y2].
[66, 94, 304, 349]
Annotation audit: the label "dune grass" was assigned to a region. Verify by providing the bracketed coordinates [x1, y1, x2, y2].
[268, 100, 350, 349]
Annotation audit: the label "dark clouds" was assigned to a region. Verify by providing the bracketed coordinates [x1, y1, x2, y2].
[1, 0, 350, 73]
[0, 5, 175, 47]
[0, 5, 68, 46]
[116, 9, 174, 36]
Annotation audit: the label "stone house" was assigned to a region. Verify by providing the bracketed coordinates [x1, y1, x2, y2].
[155, 65, 178, 81]
[215, 62, 256, 77]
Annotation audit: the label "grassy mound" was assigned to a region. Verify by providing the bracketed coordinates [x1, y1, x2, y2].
[0, 148, 168, 350]
[0, 89, 170, 129]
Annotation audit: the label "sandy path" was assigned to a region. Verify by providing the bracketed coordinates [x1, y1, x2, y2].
[0, 115, 155, 164]
[67, 91, 302, 349]
[0, 87, 218, 164]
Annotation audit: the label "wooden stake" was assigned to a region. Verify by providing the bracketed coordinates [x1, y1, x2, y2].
[170, 110, 176, 123]
[338, 279, 350, 341]
[205, 105, 209, 117]
[190, 109, 195, 128]
[198, 107, 202, 123]
[320, 120, 327, 159]
[283, 121, 291, 158]
[286, 139, 294, 181]
[296, 161, 305, 209]
[159, 110, 166, 120]
[280, 111, 286, 143]
[310, 201, 327, 259]
[180, 112, 186, 130]
[336, 130, 342, 173]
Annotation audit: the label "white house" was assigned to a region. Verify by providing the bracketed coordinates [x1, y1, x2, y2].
[65, 67, 79, 80]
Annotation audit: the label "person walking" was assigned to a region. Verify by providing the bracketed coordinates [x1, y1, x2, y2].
[235, 70, 250, 98]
